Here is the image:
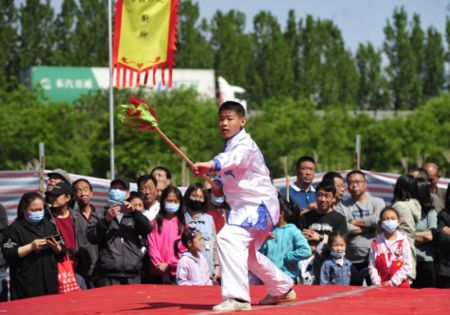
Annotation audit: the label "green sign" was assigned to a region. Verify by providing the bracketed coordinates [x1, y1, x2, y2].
[30, 66, 101, 102]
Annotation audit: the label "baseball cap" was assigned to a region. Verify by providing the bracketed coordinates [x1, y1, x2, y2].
[45, 181, 73, 196]
[110, 178, 130, 191]
[47, 168, 71, 184]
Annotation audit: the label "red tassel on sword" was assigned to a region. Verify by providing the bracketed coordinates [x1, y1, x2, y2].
[118, 97, 219, 190]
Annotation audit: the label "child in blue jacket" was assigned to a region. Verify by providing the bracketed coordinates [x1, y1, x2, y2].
[320, 232, 358, 285]
[259, 196, 311, 283]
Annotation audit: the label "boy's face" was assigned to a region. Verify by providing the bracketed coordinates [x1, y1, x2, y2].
[219, 109, 246, 140]
[316, 188, 334, 213]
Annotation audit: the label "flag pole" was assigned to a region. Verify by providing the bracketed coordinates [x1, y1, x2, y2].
[108, 0, 116, 179]
[354, 134, 361, 170]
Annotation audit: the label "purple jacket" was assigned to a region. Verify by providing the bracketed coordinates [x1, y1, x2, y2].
[176, 252, 212, 286]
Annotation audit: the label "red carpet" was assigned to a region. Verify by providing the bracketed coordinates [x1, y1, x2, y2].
[1, 284, 449, 314]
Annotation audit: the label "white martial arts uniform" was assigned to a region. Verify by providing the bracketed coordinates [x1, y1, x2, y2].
[212, 129, 293, 302]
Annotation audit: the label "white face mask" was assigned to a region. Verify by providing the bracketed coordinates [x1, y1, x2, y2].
[109, 189, 127, 204]
[165, 203, 180, 214]
[28, 210, 45, 224]
[381, 220, 399, 233]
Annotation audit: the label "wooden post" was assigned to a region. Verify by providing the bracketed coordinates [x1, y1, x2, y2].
[181, 146, 187, 187]
[39, 143, 45, 194]
[280, 156, 289, 202]
[354, 135, 361, 170]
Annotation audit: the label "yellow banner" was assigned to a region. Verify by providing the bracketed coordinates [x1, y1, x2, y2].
[118, 0, 171, 70]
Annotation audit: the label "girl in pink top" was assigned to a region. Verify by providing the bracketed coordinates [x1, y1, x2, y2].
[148, 186, 186, 284]
[175, 227, 213, 286]
[369, 207, 411, 287]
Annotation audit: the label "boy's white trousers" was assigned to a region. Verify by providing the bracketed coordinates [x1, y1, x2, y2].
[217, 223, 294, 302]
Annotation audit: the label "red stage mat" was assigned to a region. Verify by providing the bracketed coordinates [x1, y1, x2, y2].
[1, 284, 449, 315]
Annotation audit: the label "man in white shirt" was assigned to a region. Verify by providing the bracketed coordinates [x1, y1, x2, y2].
[138, 174, 160, 222]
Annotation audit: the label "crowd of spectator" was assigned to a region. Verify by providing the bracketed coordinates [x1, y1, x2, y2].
[0, 157, 449, 301]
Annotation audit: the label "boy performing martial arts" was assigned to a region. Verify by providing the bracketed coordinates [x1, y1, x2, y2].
[193, 101, 295, 312]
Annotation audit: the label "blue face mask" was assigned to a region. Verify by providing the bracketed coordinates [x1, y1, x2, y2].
[165, 203, 180, 214]
[109, 189, 127, 204]
[381, 220, 399, 233]
[211, 194, 225, 206]
[28, 210, 44, 224]
[331, 251, 345, 259]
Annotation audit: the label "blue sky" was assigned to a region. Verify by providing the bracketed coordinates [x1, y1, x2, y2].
[38, 0, 448, 52]
[194, 0, 447, 52]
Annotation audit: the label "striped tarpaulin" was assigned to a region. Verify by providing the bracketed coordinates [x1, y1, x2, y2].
[1, 170, 448, 222]
[0, 171, 137, 223]
[273, 170, 450, 203]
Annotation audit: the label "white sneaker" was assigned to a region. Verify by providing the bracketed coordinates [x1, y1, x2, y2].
[259, 288, 296, 305]
[212, 299, 252, 312]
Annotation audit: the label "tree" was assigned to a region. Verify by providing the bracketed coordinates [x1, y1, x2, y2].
[73, 0, 108, 66]
[297, 17, 358, 108]
[318, 20, 358, 107]
[409, 14, 425, 105]
[423, 27, 445, 99]
[209, 10, 253, 88]
[384, 7, 421, 110]
[175, 1, 214, 68]
[297, 15, 322, 104]
[284, 10, 301, 97]
[0, 0, 19, 88]
[446, 17, 450, 90]
[356, 42, 390, 110]
[18, 0, 56, 69]
[0, 86, 102, 175]
[249, 97, 319, 176]
[52, 0, 79, 65]
[249, 12, 294, 105]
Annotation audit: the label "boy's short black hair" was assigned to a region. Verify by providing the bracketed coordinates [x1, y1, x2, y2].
[316, 180, 336, 196]
[150, 166, 172, 180]
[346, 169, 366, 180]
[295, 156, 316, 170]
[137, 174, 157, 190]
[219, 101, 246, 117]
[322, 171, 343, 183]
[72, 178, 93, 191]
[127, 191, 143, 202]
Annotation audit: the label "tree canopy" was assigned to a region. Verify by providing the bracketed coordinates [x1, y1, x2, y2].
[1, 2, 449, 180]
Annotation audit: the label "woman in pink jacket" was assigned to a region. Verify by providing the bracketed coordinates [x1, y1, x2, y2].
[148, 186, 186, 284]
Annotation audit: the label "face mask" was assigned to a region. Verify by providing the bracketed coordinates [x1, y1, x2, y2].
[165, 203, 180, 214]
[109, 189, 127, 204]
[28, 210, 44, 224]
[187, 199, 206, 212]
[330, 251, 345, 259]
[381, 220, 399, 233]
[211, 195, 225, 206]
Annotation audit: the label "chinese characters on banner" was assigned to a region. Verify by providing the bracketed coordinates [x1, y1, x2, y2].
[113, 0, 180, 88]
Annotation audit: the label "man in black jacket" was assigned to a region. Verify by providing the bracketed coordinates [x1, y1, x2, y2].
[87, 178, 152, 286]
